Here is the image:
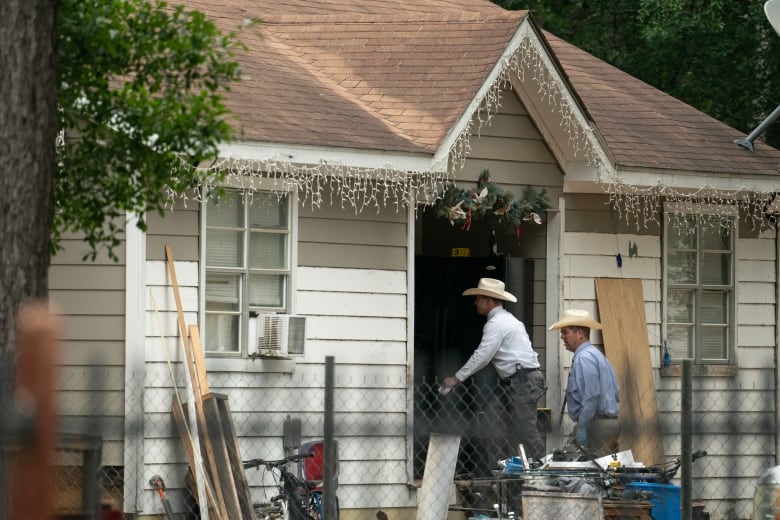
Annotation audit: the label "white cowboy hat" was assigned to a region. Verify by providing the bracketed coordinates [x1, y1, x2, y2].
[548, 309, 602, 330]
[462, 278, 517, 303]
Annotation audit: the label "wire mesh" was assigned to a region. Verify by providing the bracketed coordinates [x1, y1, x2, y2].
[2, 364, 775, 520]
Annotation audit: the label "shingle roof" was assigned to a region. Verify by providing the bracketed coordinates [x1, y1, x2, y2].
[544, 33, 780, 176]
[183, 0, 525, 154]
[178, 0, 780, 177]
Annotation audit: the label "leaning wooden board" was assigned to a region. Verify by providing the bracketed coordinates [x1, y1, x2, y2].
[595, 278, 665, 466]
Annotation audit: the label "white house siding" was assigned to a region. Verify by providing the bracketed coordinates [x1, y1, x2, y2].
[561, 196, 778, 520]
[49, 233, 127, 467]
[136, 195, 415, 515]
[455, 89, 564, 371]
[654, 227, 778, 520]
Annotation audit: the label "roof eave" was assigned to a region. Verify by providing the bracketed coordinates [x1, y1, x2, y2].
[431, 12, 529, 168]
[216, 140, 442, 173]
[563, 164, 780, 195]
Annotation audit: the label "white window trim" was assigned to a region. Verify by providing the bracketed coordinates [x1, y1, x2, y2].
[662, 202, 738, 365]
[199, 185, 299, 372]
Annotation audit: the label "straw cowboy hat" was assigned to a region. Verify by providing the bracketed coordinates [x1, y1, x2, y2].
[548, 309, 602, 330]
[462, 278, 517, 303]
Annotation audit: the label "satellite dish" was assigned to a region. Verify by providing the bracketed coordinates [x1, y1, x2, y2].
[736, 0, 780, 150]
[767, 0, 780, 37]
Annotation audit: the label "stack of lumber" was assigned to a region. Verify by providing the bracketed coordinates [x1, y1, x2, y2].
[165, 245, 254, 520]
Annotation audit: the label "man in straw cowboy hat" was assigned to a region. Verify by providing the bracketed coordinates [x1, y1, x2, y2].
[441, 278, 546, 462]
[549, 309, 620, 458]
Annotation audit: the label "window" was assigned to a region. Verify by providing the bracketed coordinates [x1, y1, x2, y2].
[203, 188, 293, 356]
[663, 206, 735, 364]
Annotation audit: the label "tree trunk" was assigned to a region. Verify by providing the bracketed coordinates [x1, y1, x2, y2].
[0, 0, 58, 515]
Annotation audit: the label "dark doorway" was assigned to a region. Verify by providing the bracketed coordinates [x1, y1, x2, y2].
[413, 255, 533, 478]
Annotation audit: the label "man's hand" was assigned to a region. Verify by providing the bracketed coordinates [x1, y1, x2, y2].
[575, 427, 587, 449]
[441, 376, 460, 389]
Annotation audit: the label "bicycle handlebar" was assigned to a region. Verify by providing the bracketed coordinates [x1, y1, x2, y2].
[243, 452, 314, 470]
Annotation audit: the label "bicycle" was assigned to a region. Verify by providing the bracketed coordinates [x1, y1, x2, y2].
[244, 452, 336, 520]
[613, 449, 708, 484]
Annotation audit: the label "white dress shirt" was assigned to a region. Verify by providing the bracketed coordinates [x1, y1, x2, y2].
[455, 306, 539, 381]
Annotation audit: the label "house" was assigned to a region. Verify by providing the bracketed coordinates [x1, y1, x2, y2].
[48, 0, 780, 518]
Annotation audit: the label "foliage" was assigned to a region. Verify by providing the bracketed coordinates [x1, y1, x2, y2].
[434, 170, 549, 232]
[494, 0, 780, 148]
[56, 0, 245, 258]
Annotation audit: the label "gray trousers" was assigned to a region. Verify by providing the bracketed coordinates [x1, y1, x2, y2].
[489, 369, 546, 462]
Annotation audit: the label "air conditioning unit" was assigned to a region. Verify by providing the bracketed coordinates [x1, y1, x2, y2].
[251, 314, 306, 358]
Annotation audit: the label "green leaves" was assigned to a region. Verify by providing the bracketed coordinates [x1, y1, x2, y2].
[56, 0, 243, 259]
[495, 0, 780, 149]
[433, 170, 549, 231]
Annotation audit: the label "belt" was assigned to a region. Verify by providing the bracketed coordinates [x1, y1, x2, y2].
[595, 413, 618, 419]
[500, 366, 539, 383]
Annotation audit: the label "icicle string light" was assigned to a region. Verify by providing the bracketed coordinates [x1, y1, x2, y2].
[162, 22, 775, 234]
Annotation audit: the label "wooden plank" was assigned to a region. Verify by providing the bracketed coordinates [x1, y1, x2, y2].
[211, 393, 255, 519]
[189, 324, 210, 396]
[202, 396, 243, 519]
[172, 400, 218, 520]
[595, 278, 665, 466]
[165, 244, 229, 520]
[165, 244, 193, 374]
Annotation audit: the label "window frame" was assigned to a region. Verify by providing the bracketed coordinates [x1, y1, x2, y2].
[662, 203, 737, 365]
[199, 185, 298, 359]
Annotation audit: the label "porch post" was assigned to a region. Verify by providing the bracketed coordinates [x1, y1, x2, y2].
[545, 196, 564, 449]
[124, 213, 146, 513]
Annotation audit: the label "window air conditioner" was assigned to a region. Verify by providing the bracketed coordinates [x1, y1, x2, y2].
[251, 314, 306, 358]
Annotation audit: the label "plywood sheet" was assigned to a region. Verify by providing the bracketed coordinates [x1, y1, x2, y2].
[595, 278, 665, 466]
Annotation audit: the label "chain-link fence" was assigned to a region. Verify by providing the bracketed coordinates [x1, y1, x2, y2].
[4, 361, 778, 519]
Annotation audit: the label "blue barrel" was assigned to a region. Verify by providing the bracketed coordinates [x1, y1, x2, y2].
[625, 482, 681, 520]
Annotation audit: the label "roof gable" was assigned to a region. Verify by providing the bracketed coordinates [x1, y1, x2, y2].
[177, 0, 779, 184]
[184, 0, 526, 159]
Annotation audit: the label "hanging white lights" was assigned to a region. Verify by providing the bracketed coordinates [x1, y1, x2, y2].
[165, 18, 776, 233]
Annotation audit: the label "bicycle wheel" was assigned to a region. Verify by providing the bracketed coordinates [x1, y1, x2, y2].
[309, 491, 339, 520]
[307, 492, 322, 520]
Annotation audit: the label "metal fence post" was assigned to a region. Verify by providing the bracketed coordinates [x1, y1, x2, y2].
[324, 356, 336, 520]
[681, 359, 692, 520]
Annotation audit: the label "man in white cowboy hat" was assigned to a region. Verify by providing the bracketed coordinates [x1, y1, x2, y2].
[549, 309, 620, 458]
[441, 278, 546, 462]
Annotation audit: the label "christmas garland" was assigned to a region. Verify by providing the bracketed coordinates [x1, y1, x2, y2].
[434, 170, 550, 233]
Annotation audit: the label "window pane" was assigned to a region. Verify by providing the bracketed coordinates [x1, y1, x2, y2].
[249, 232, 286, 269]
[700, 326, 727, 360]
[668, 216, 696, 249]
[667, 325, 692, 360]
[667, 290, 694, 322]
[701, 291, 727, 323]
[668, 251, 696, 284]
[207, 191, 243, 228]
[249, 274, 284, 307]
[205, 273, 240, 311]
[206, 229, 244, 268]
[205, 313, 239, 353]
[700, 224, 730, 251]
[700, 253, 730, 285]
[250, 193, 288, 229]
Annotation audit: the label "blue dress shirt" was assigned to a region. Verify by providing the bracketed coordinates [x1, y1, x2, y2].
[566, 341, 620, 432]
